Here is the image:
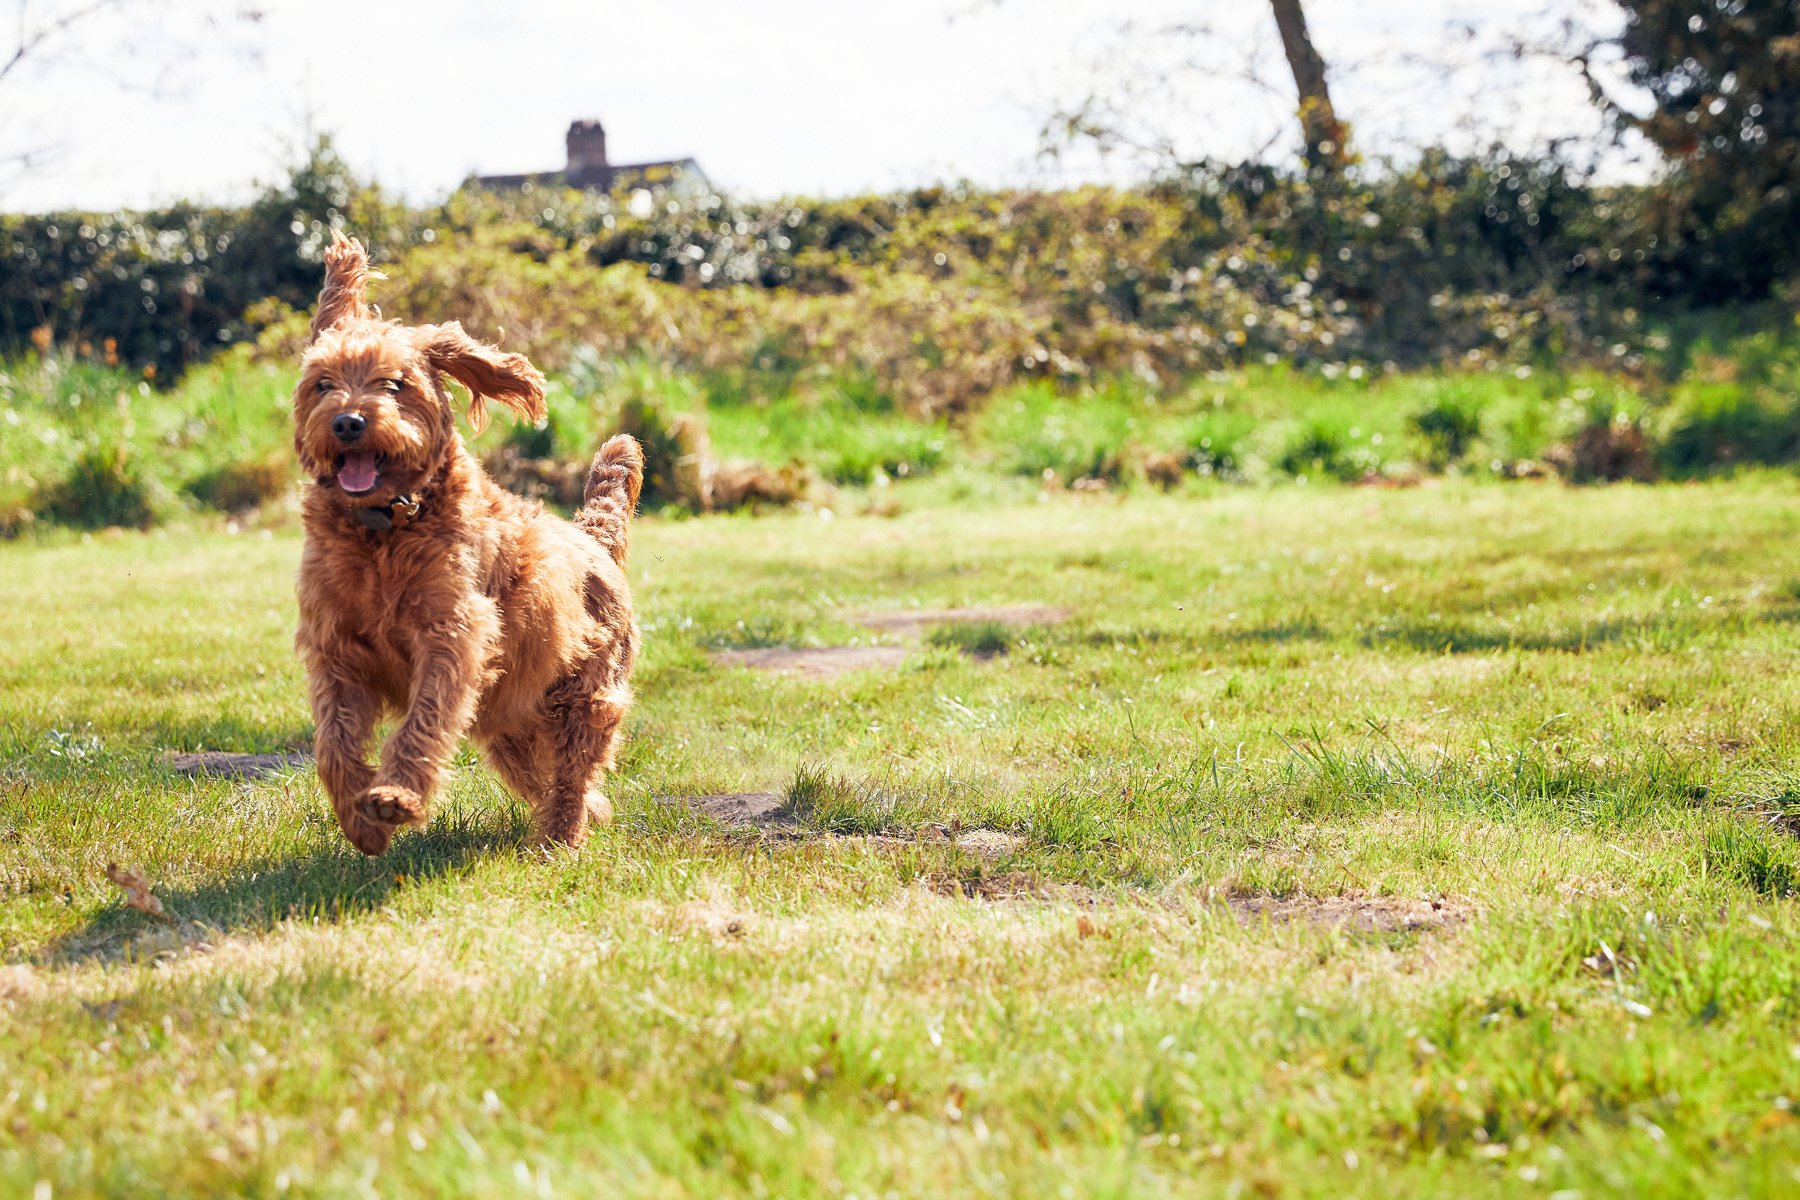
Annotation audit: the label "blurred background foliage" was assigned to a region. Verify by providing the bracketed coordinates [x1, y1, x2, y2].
[0, 0, 1796, 534]
[7, 133, 1788, 390]
[1598, 0, 1800, 301]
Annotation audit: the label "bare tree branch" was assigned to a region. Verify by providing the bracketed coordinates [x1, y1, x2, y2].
[0, 0, 121, 92]
[0, 0, 263, 194]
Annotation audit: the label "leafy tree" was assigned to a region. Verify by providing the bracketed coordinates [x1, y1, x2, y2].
[1586, 1, 1800, 299]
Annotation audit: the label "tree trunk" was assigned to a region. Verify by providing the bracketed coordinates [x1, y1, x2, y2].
[1268, 0, 1346, 173]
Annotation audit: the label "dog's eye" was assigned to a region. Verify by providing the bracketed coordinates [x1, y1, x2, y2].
[381, 378, 403, 394]
[315, 378, 333, 394]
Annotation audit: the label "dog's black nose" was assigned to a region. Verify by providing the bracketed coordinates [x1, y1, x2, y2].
[331, 413, 367, 443]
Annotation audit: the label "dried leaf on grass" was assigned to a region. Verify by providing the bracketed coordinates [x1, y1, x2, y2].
[105, 863, 171, 921]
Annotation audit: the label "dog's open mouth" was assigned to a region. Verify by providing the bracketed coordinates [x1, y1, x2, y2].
[335, 450, 386, 496]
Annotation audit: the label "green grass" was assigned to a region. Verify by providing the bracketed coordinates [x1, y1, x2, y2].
[5, 475, 1800, 1196]
[0, 353, 296, 533]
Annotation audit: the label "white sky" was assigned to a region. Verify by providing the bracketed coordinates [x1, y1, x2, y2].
[1, 0, 1645, 212]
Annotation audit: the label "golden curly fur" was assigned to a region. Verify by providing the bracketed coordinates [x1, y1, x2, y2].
[294, 229, 642, 855]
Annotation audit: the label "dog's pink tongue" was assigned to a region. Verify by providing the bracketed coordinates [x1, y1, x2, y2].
[337, 451, 380, 493]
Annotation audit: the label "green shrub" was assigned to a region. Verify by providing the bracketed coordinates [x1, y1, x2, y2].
[1495, 402, 1555, 467]
[791, 376, 946, 484]
[37, 442, 159, 529]
[1546, 415, 1656, 483]
[1181, 410, 1258, 479]
[1658, 382, 1796, 474]
[184, 454, 292, 512]
[700, 374, 949, 487]
[610, 392, 707, 512]
[979, 383, 1137, 483]
[500, 413, 559, 460]
[808, 420, 948, 485]
[0, 139, 397, 380]
[1408, 389, 1485, 467]
[825, 373, 898, 415]
[1276, 416, 1386, 482]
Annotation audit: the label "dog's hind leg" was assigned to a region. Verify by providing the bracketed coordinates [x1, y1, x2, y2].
[484, 730, 545, 804]
[529, 679, 631, 848]
[484, 729, 554, 832]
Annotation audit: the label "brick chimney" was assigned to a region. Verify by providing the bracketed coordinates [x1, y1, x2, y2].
[565, 120, 609, 181]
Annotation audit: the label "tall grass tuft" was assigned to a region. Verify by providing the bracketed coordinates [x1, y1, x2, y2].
[38, 441, 161, 529]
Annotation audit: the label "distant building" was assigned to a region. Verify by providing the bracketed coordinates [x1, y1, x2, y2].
[473, 120, 709, 196]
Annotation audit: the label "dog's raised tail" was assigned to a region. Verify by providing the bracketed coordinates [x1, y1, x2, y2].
[579, 435, 644, 566]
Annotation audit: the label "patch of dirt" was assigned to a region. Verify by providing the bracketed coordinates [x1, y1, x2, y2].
[854, 605, 1072, 641]
[665, 794, 1023, 857]
[164, 751, 312, 779]
[675, 791, 793, 824]
[927, 872, 1099, 903]
[674, 898, 754, 940]
[934, 827, 1026, 856]
[710, 645, 910, 679]
[1228, 894, 1466, 933]
[1352, 470, 1433, 490]
[1555, 875, 1631, 902]
[924, 876, 1467, 933]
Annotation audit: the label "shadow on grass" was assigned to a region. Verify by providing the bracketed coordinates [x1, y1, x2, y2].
[1212, 618, 1334, 645]
[48, 804, 533, 965]
[1364, 613, 1735, 654]
[1205, 607, 1798, 655]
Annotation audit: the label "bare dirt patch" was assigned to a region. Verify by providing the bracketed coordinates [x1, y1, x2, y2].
[917, 825, 1027, 857]
[164, 750, 312, 779]
[673, 897, 755, 940]
[855, 604, 1072, 641]
[928, 872, 1098, 903]
[710, 645, 910, 679]
[1228, 893, 1466, 933]
[665, 794, 1024, 857]
[676, 791, 792, 824]
[925, 875, 1467, 933]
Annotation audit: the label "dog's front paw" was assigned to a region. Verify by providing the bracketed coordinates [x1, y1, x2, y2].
[357, 784, 426, 828]
[340, 812, 395, 857]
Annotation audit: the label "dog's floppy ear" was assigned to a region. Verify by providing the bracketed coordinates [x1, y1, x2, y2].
[413, 322, 548, 434]
[310, 229, 374, 344]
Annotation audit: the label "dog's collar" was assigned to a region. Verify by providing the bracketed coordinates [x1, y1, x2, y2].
[354, 493, 423, 532]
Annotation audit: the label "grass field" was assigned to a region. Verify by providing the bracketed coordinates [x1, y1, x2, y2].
[5, 476, 1800, 1197]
